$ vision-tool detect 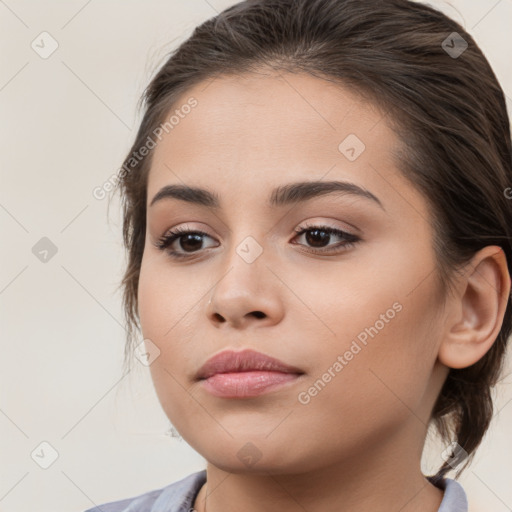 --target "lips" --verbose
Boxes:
[196,348,304,380]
